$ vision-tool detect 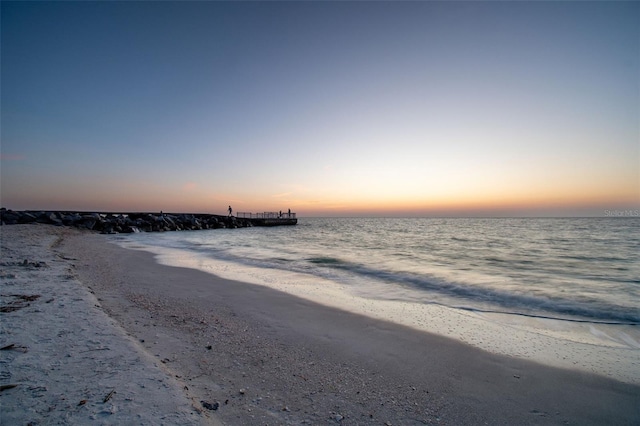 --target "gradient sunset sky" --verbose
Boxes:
[2,1,638,217]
